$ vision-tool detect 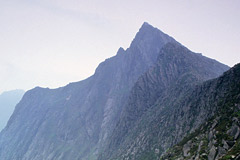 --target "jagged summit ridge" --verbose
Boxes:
[95,22,176,76]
